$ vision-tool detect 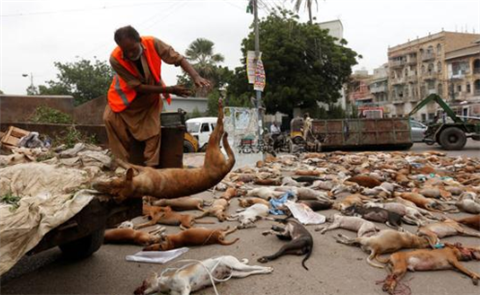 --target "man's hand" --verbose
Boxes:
[193,76,211,89]
[169,85,192,97]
